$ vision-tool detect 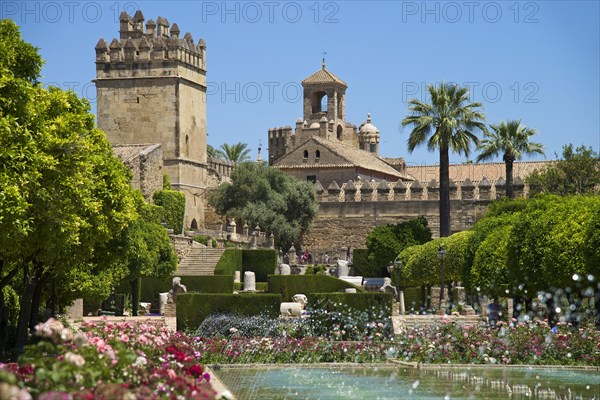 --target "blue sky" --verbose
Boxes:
[7,0,599,165]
